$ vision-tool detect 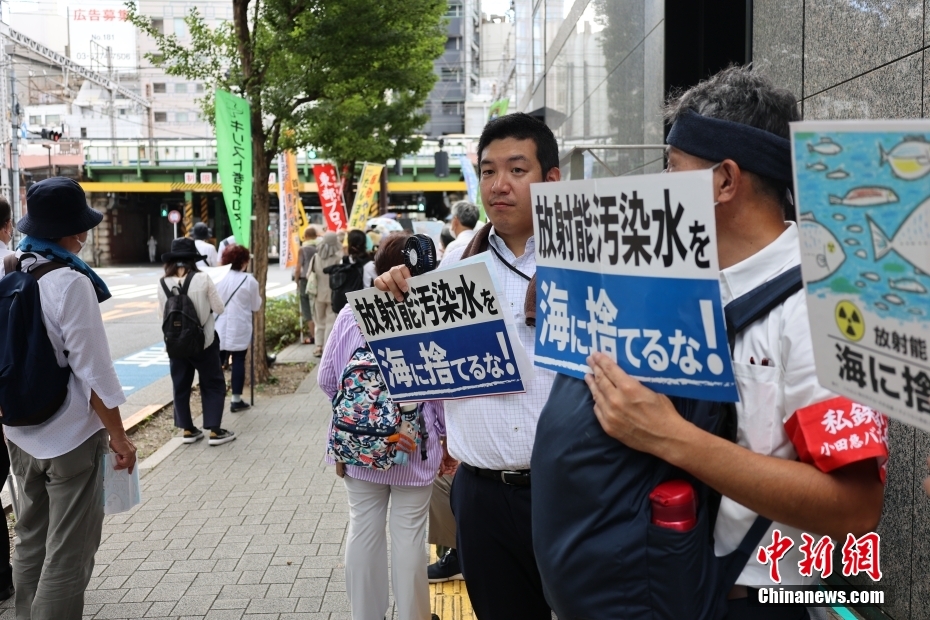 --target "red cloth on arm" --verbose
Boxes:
[784,396,888,484]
